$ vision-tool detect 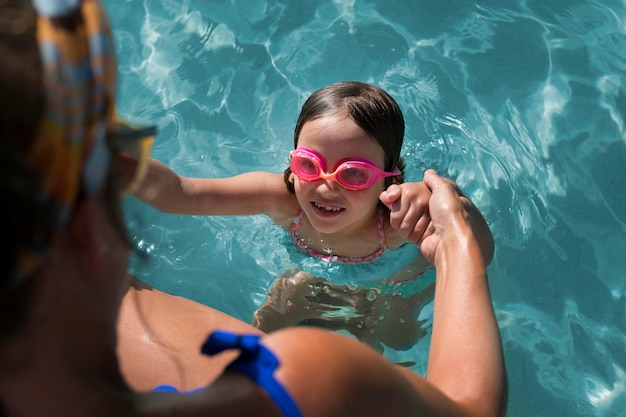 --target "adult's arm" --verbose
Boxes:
[419,169,506,417]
